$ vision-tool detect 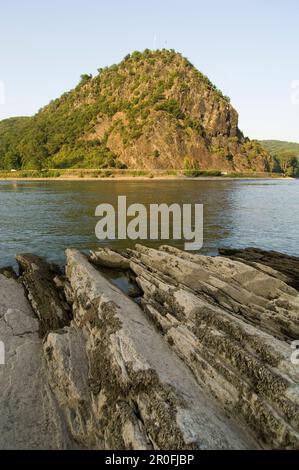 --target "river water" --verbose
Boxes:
[0,179,298,268]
